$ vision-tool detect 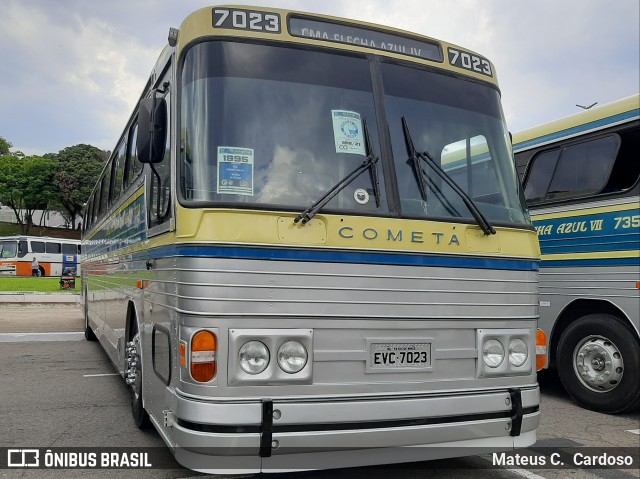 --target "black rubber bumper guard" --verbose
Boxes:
[509,388,523,437]
[259,399,274,458]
